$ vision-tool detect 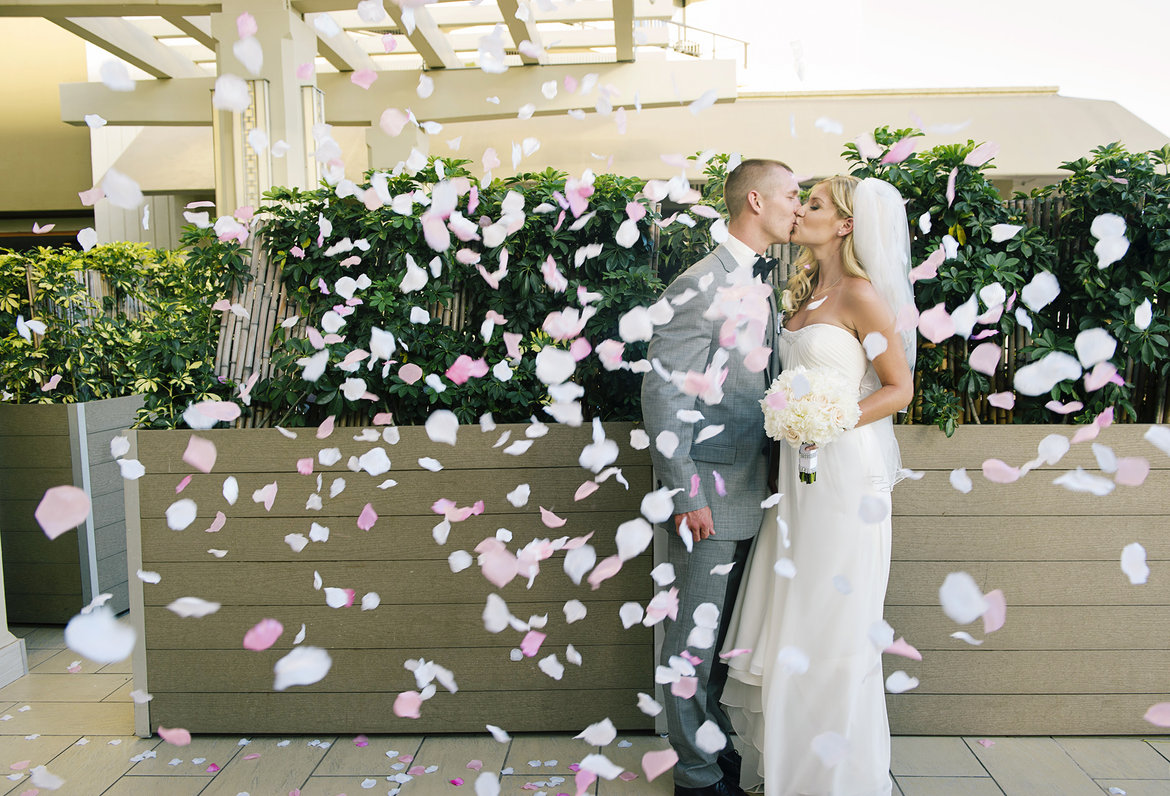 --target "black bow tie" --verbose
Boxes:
[753,255,779,279]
